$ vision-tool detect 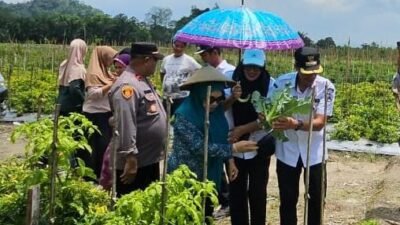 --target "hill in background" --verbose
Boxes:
[0,0,103,17]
